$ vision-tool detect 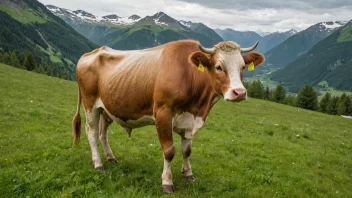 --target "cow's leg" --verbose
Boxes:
[85,108,104,170]
[155,107,175,193]
[181,137,196,181]
[99,112,117,163]
[123,127,132,138]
